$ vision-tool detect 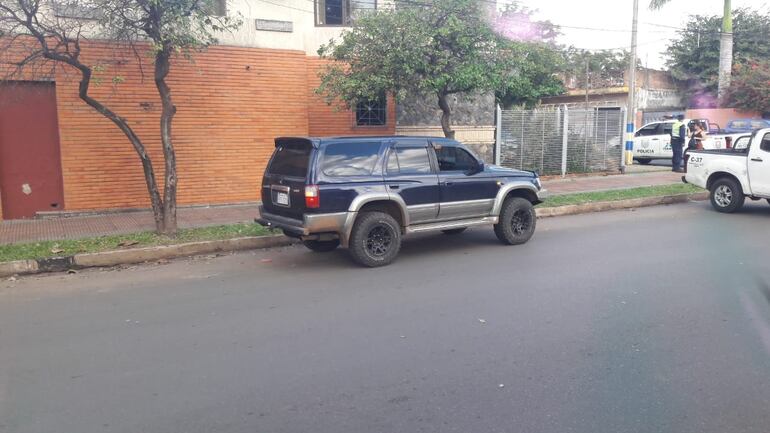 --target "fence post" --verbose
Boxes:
[495,104,502,166]
[620,107,628,174]
[561,106,569,177]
